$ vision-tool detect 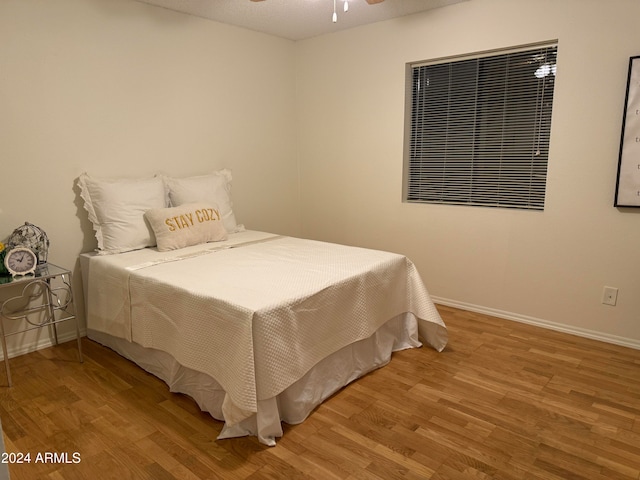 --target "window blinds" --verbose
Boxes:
[405,43,557,210]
